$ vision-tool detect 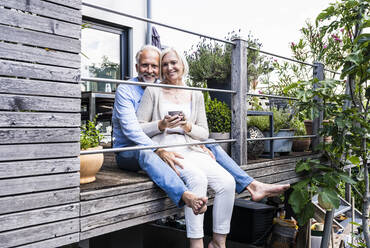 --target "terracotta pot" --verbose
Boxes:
[292,138,310,152]
[304,120,313,135]
[80,146,104,184]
